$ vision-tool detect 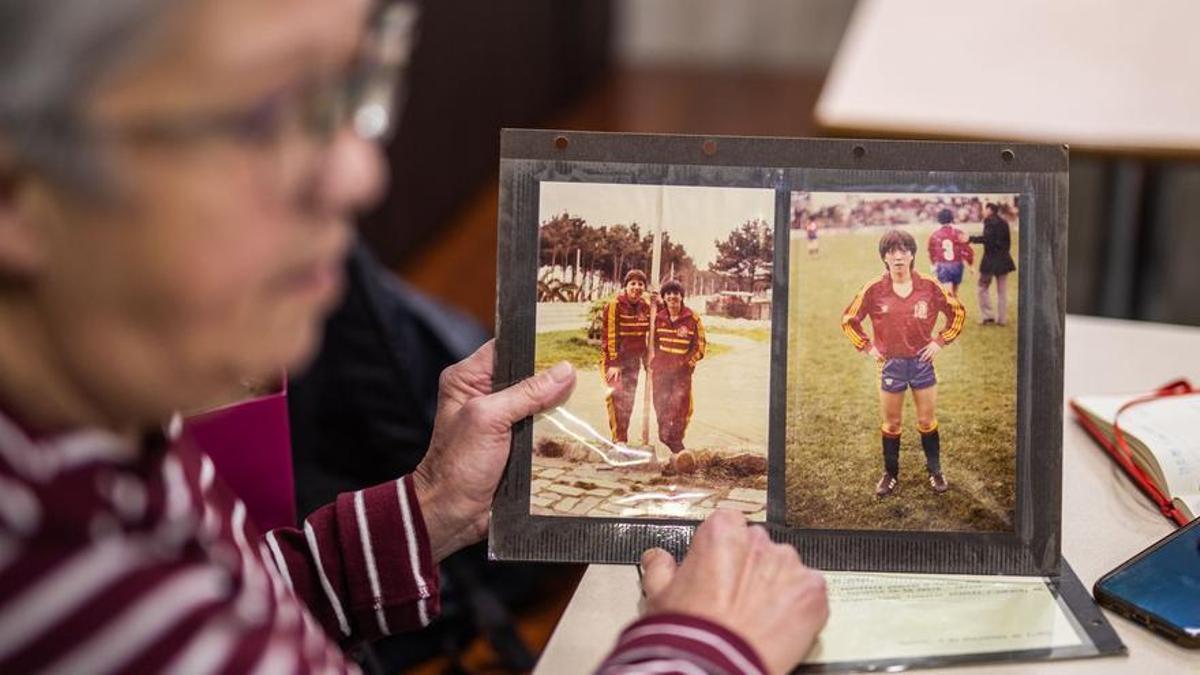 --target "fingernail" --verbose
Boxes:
[547,361,573,382]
